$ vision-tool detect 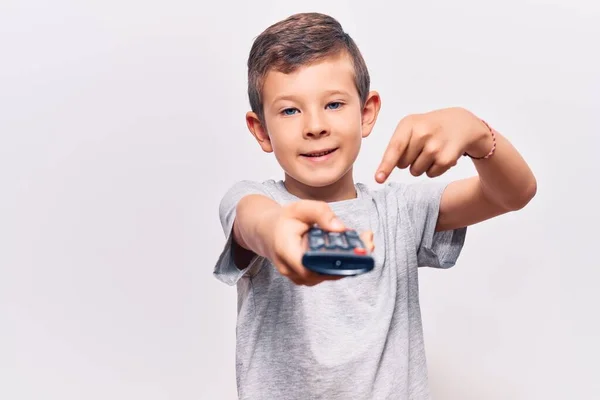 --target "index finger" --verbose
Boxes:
[376,118,413,183]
